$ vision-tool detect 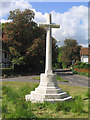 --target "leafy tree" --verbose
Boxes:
[52,37,59,66]
[2,9,58,72]
[58,39,81,68]
[64,39,78,47]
